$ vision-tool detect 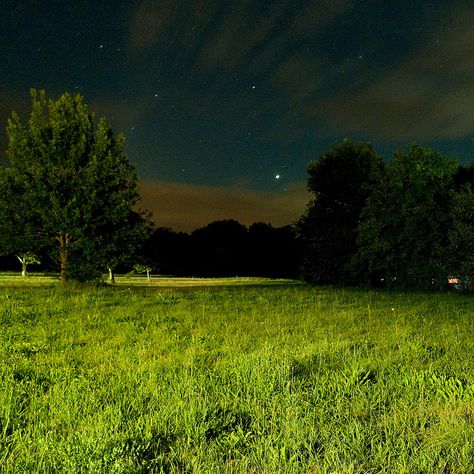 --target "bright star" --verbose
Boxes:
[275,174,280,179]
